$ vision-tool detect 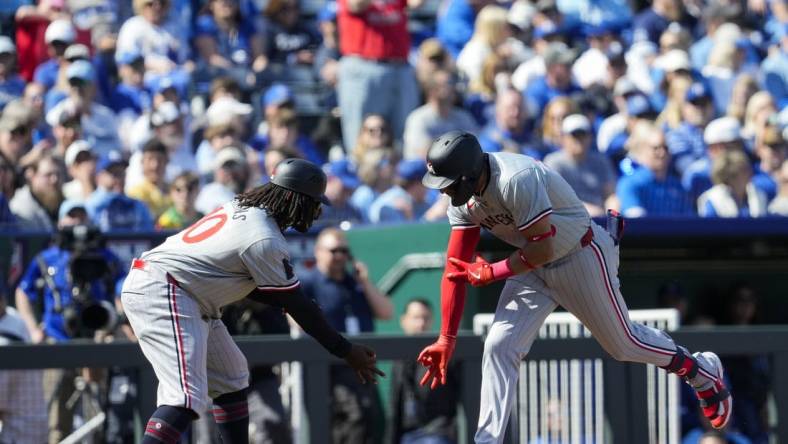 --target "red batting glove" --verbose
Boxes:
[417,335,456,389]
[447,256,495,287]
